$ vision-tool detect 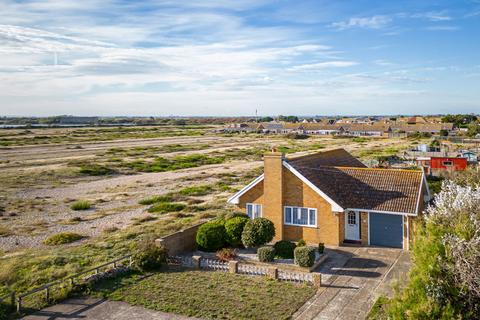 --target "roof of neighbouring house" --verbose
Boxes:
[289,148,367,168]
